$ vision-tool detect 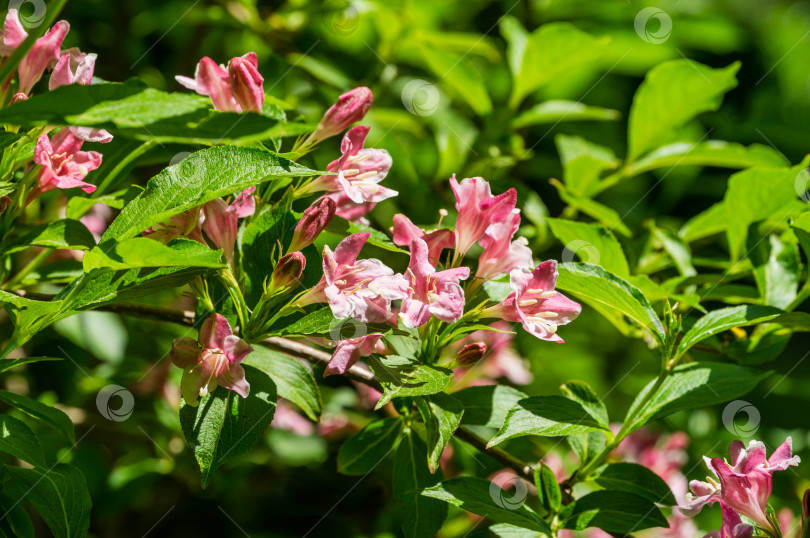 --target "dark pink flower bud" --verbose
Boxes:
[228,53,264,113]
[456,342,487,366]
[289,197,337,252]
[9,92,27,104]
[272,251,306,289]
[312,87,373,142]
